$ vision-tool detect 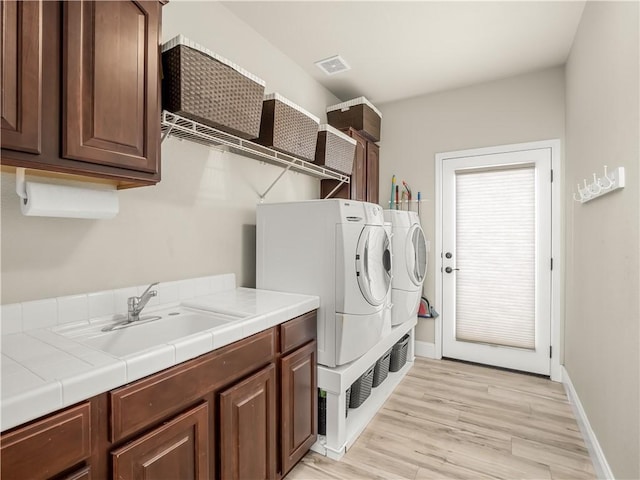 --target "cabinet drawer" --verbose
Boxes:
[280,311,317,355]
[0,402,91,480]
[110,328,276,442]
